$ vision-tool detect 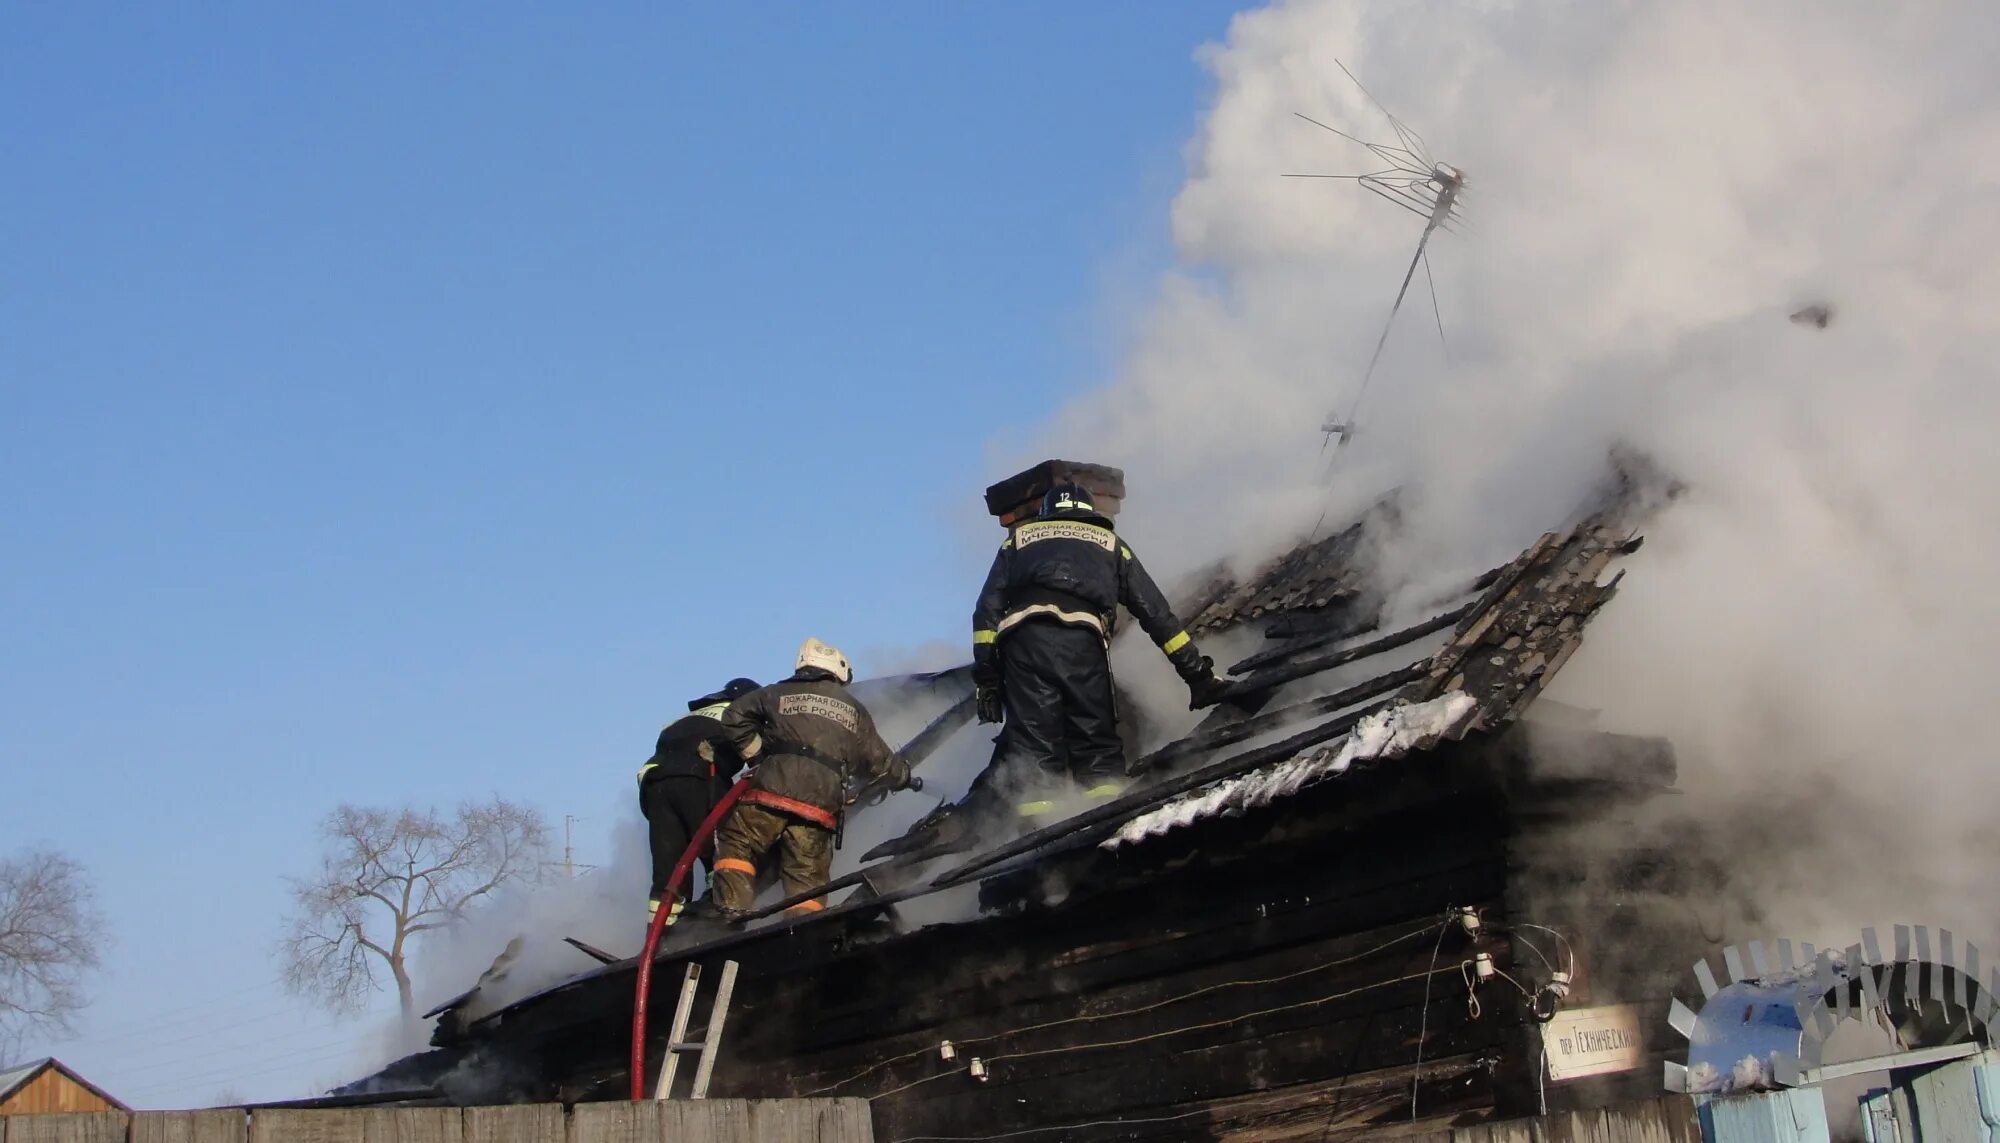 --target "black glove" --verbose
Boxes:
[889,757,915,790]
[1169,645,1229,710]
[972,641,1000,686]
[1186,669,1230,710]
[975,683,1004,724]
